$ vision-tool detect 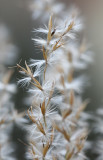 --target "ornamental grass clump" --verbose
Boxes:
[18,6,92,159]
